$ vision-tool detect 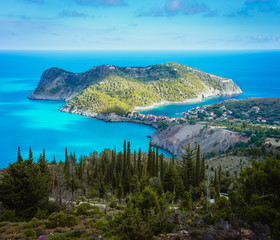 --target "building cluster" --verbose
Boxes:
[180,105,269,123]
[109,103,280,126]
